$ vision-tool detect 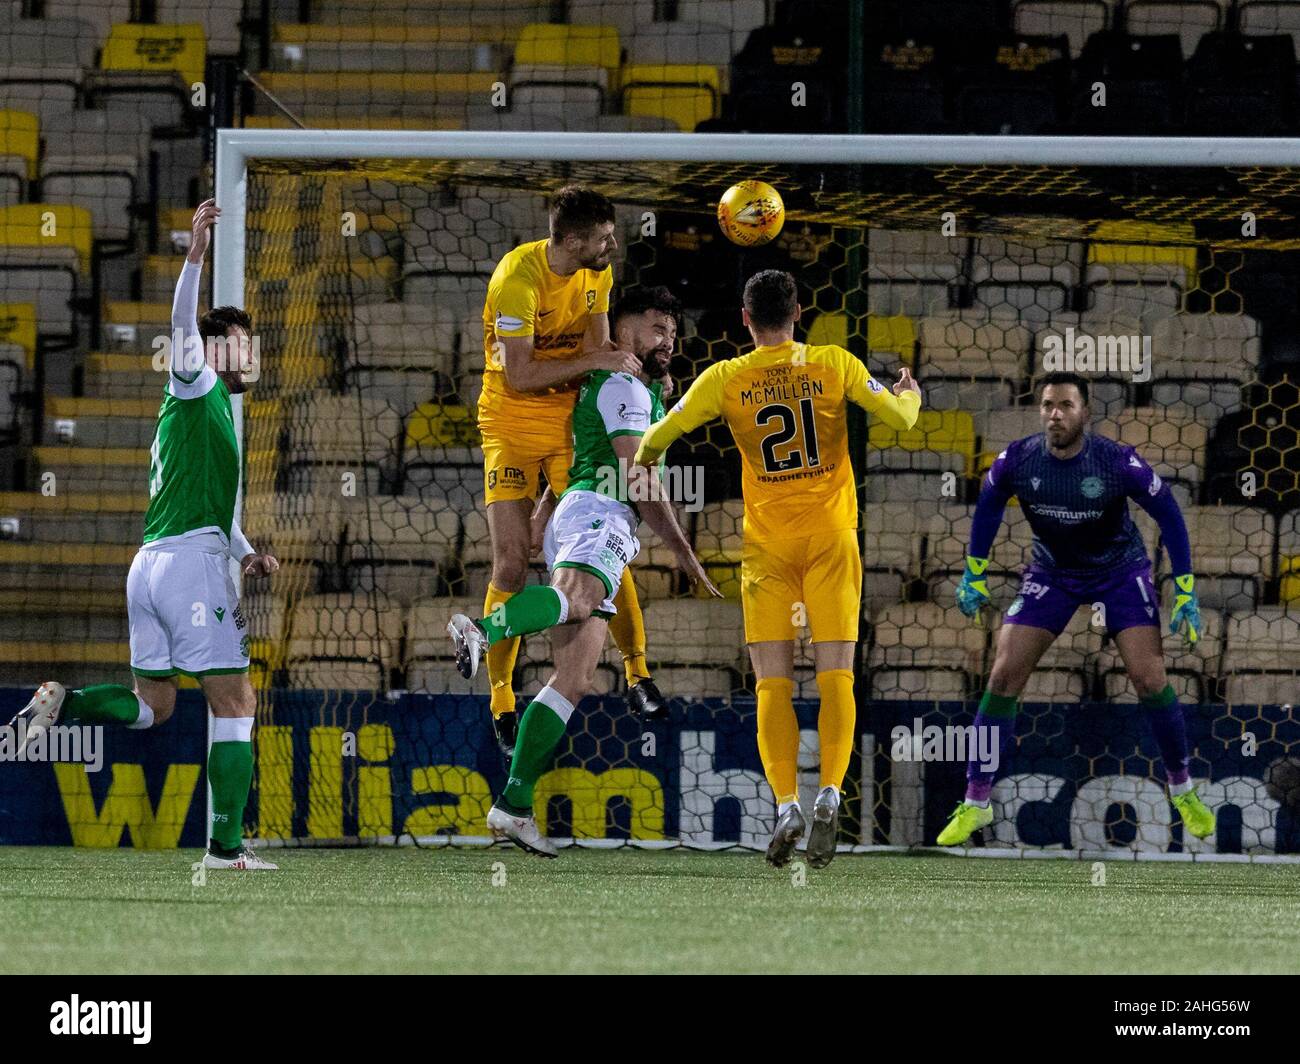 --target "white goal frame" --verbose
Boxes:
[213,129,1300,860]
